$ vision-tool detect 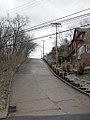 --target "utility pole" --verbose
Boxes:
[51,23,61,67]
[43,40,45,58]
[41,50,42,58]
